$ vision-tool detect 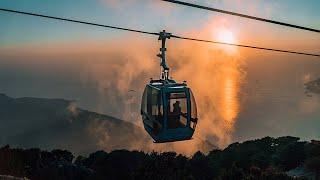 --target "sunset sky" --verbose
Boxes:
[0,0,319,152]
[1,0,319,45]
